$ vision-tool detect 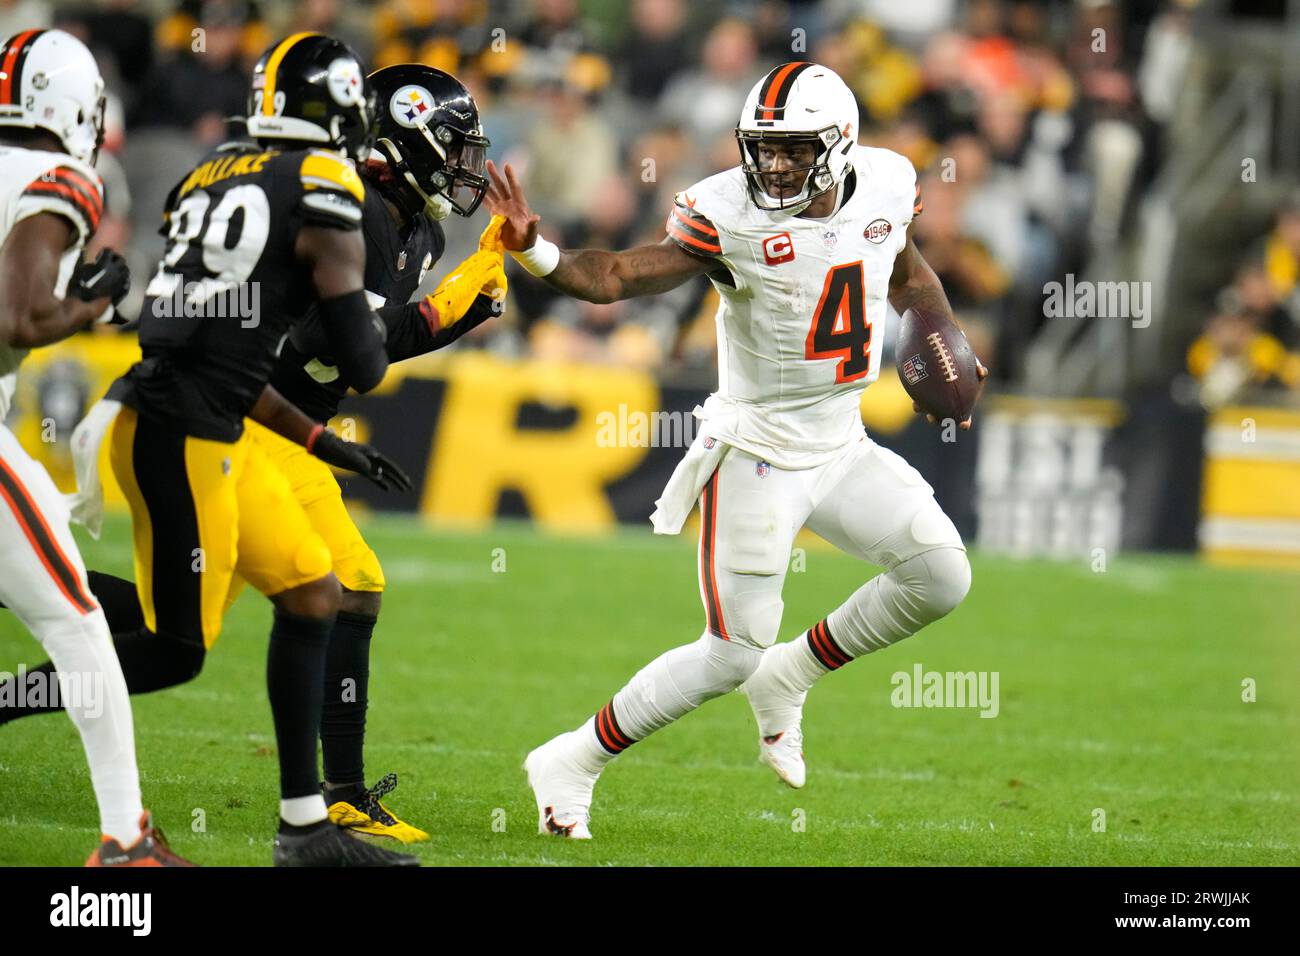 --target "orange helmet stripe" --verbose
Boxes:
[0,30,44,106]
[755,61,812,121]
